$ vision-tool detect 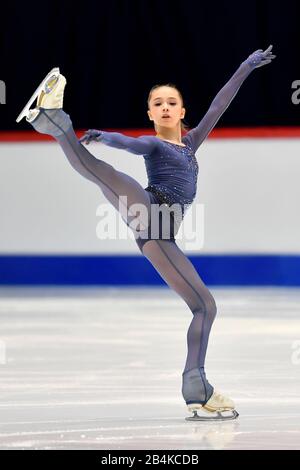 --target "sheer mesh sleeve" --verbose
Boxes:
[99,132,157,156]
[184,61,254,152]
